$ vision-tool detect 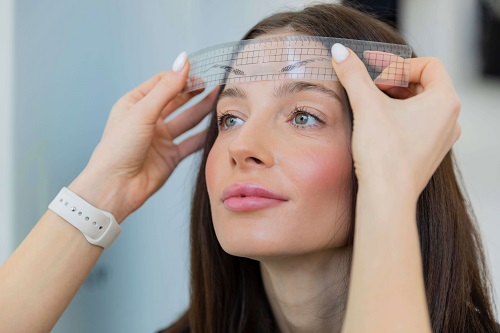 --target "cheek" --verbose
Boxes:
[205,141,223,201]
[283,142,353,244]
[286,141,352,203]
